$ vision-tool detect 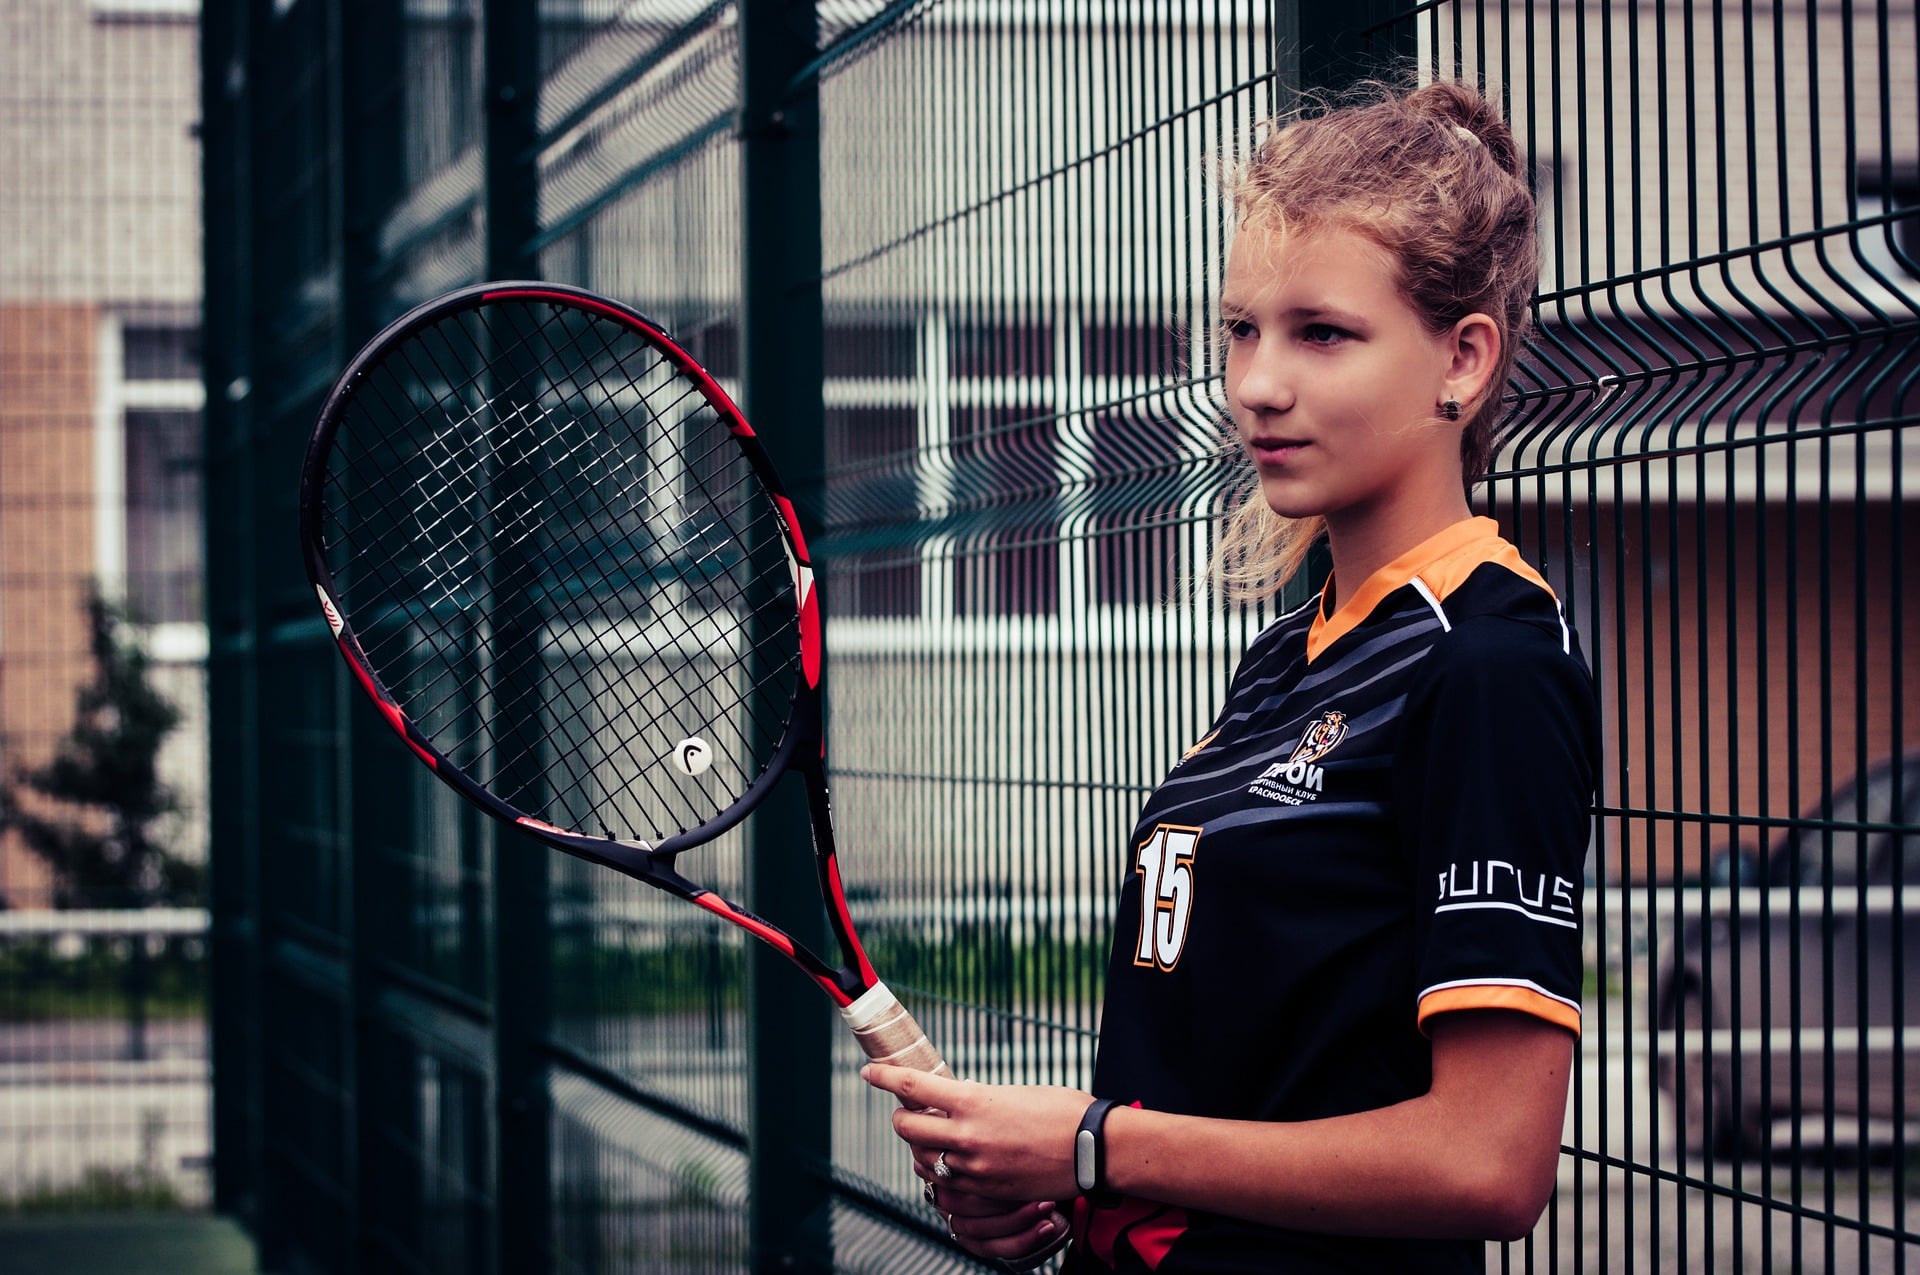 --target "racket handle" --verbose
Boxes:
[844,981,1072,1272]
[841,979,950,1075]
